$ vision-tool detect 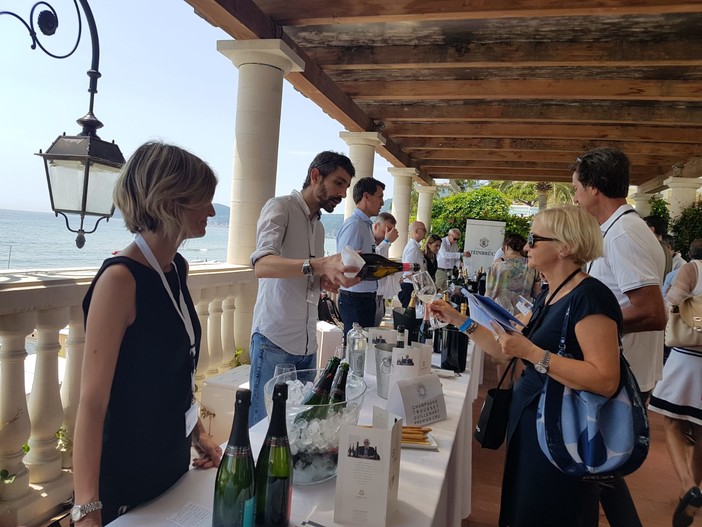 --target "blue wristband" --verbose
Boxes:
[458,317,474,332]
[384,238,391,244]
